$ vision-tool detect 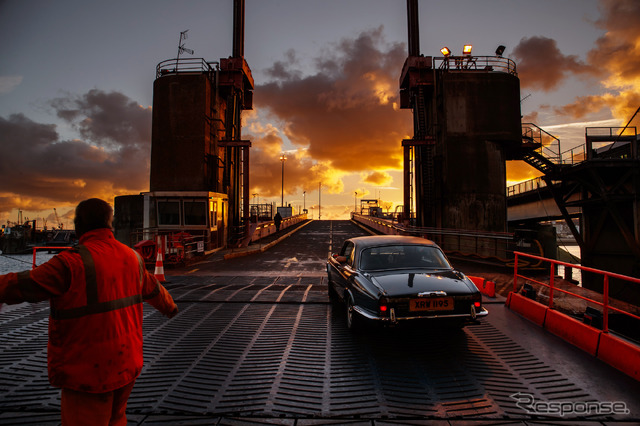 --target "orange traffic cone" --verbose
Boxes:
[154,246,166,282]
